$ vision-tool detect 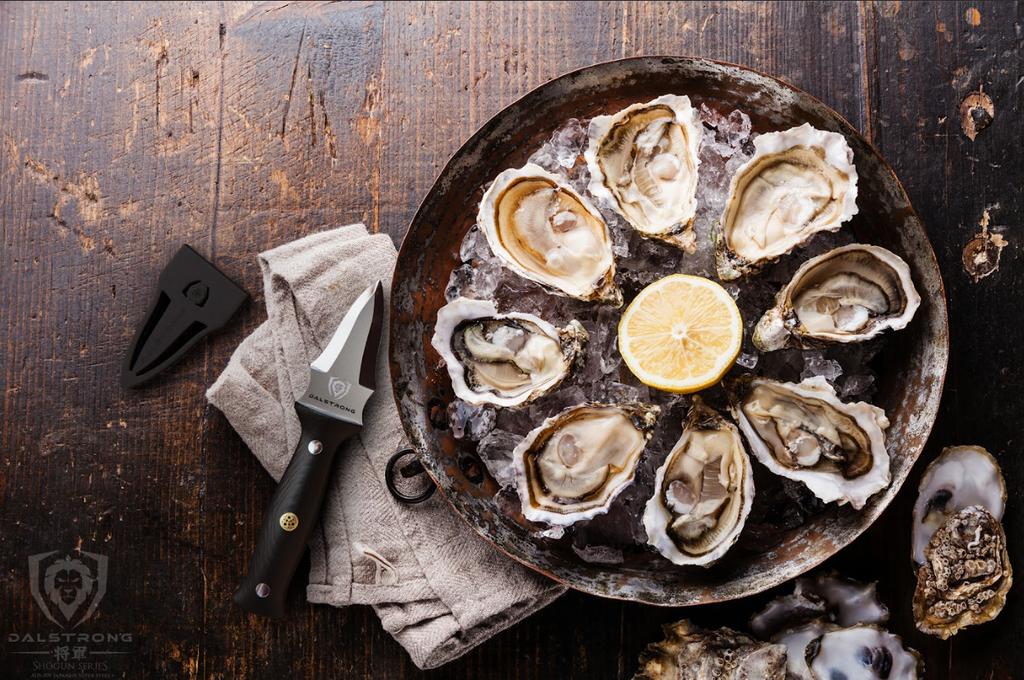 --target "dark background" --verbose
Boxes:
[1,2,1020,678]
